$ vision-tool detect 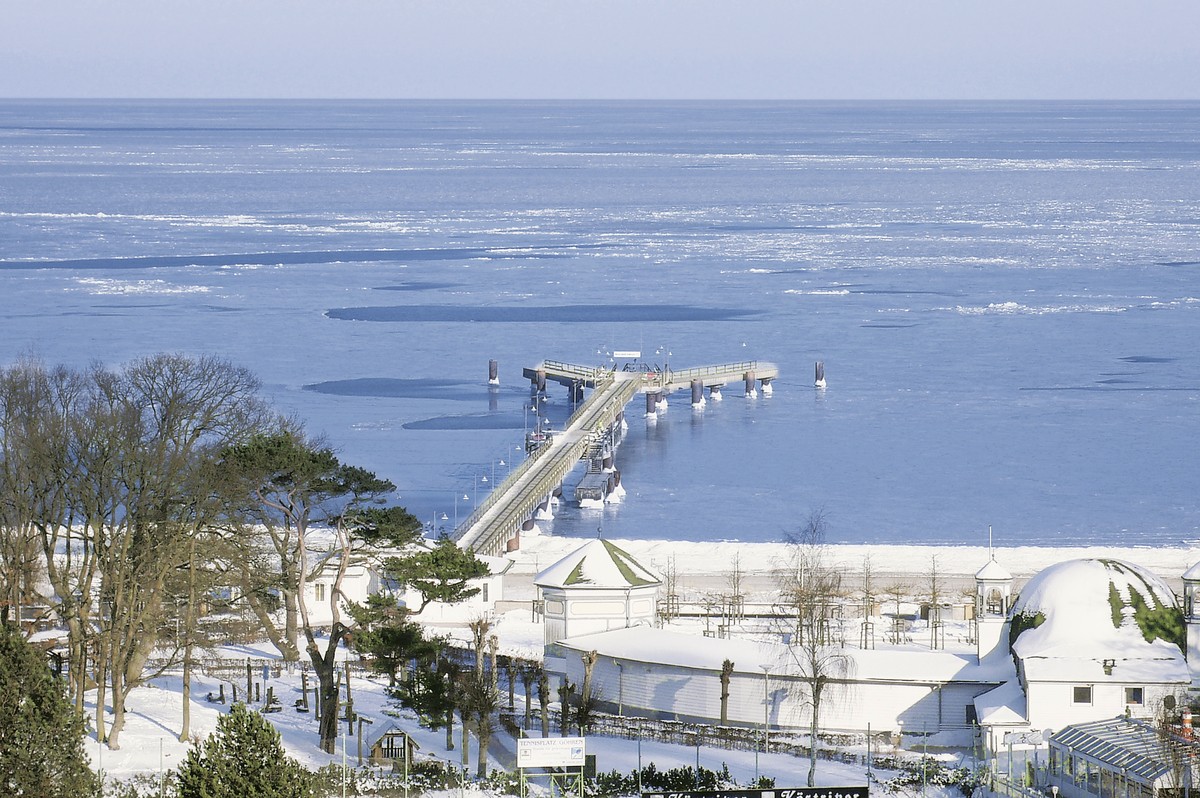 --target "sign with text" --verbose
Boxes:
[642,788,868,798]
[613,351,642,359]
[517,736,586,769]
